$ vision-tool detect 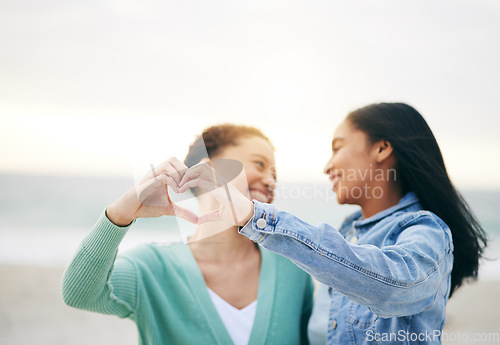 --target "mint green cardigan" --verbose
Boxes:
[62,211,314,345]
